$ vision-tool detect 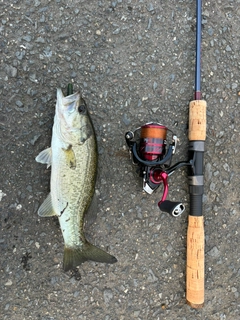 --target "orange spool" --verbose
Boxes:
[140,124,167,139]
[140,124,168,161]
